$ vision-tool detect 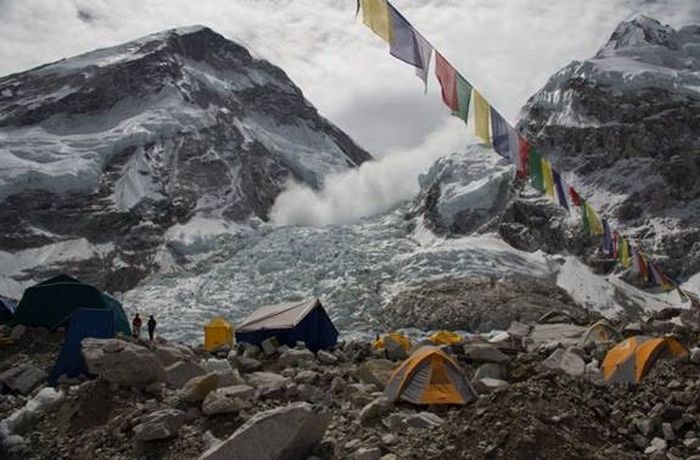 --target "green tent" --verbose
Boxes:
[12,275,131,336]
